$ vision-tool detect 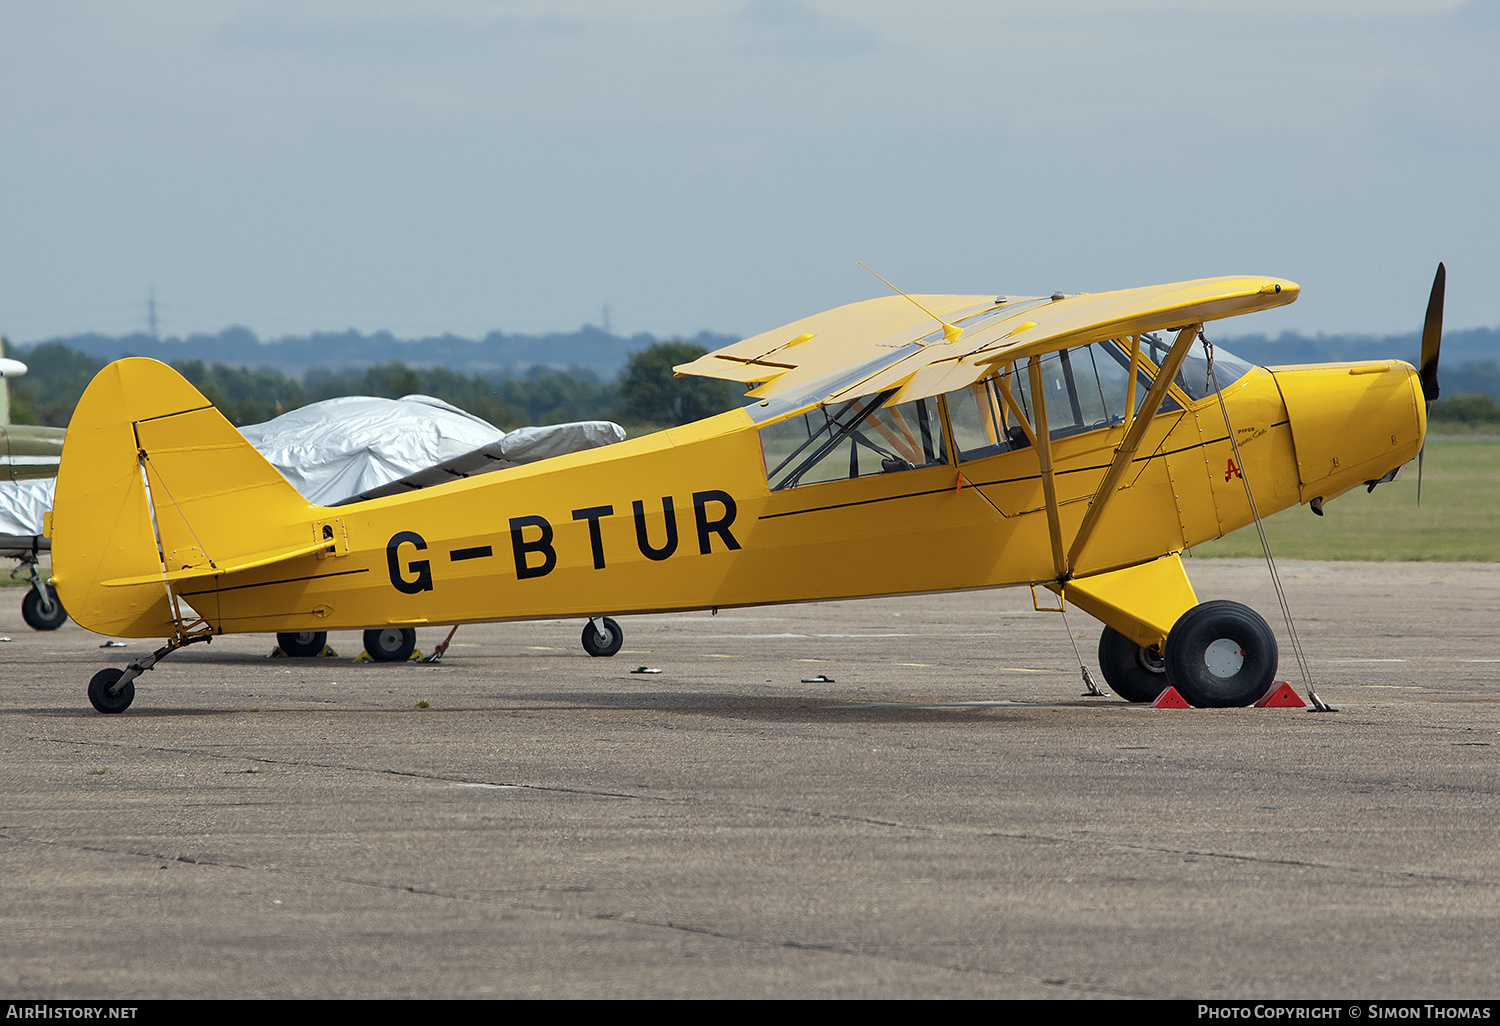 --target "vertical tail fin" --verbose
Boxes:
[53,359,318,637]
